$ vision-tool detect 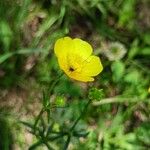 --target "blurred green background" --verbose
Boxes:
[0,0,150,149]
